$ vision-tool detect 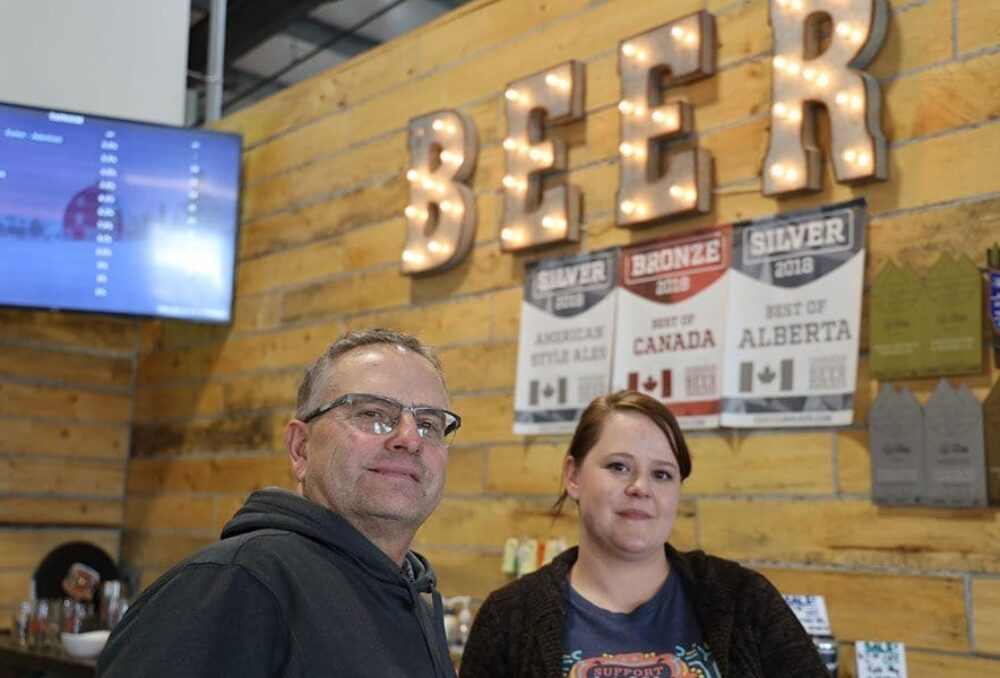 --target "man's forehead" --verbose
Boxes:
[333,343,423,368]
[325,344,446,399]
